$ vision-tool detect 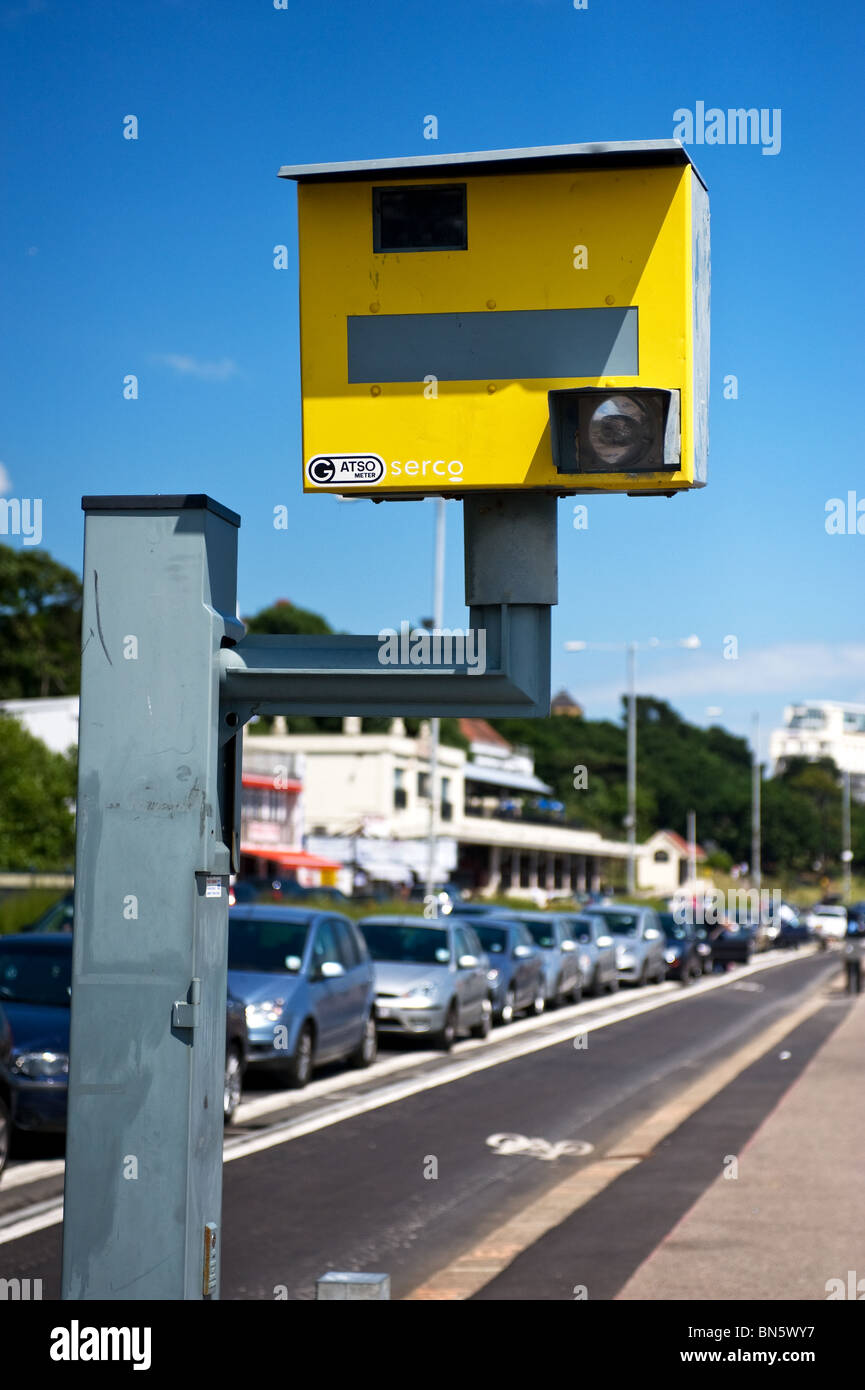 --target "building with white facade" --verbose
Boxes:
[770,701,865,799]
[2,697,688,897]
[244,716,642,900]
[0,695,79,754]
[637,828,708,897]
